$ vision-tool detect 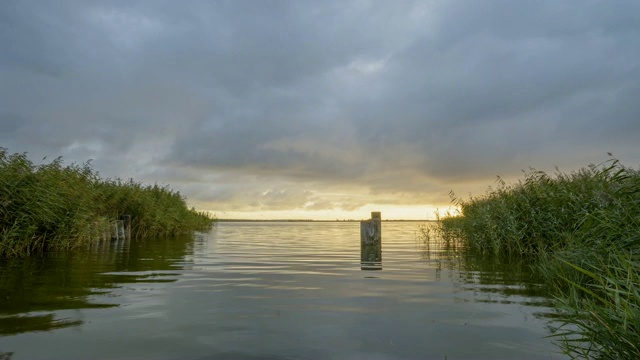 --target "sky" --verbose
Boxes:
[1,1,639,220]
